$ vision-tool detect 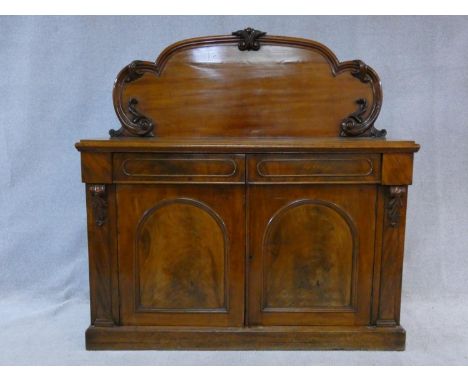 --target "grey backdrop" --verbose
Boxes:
[1,16,467,365]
